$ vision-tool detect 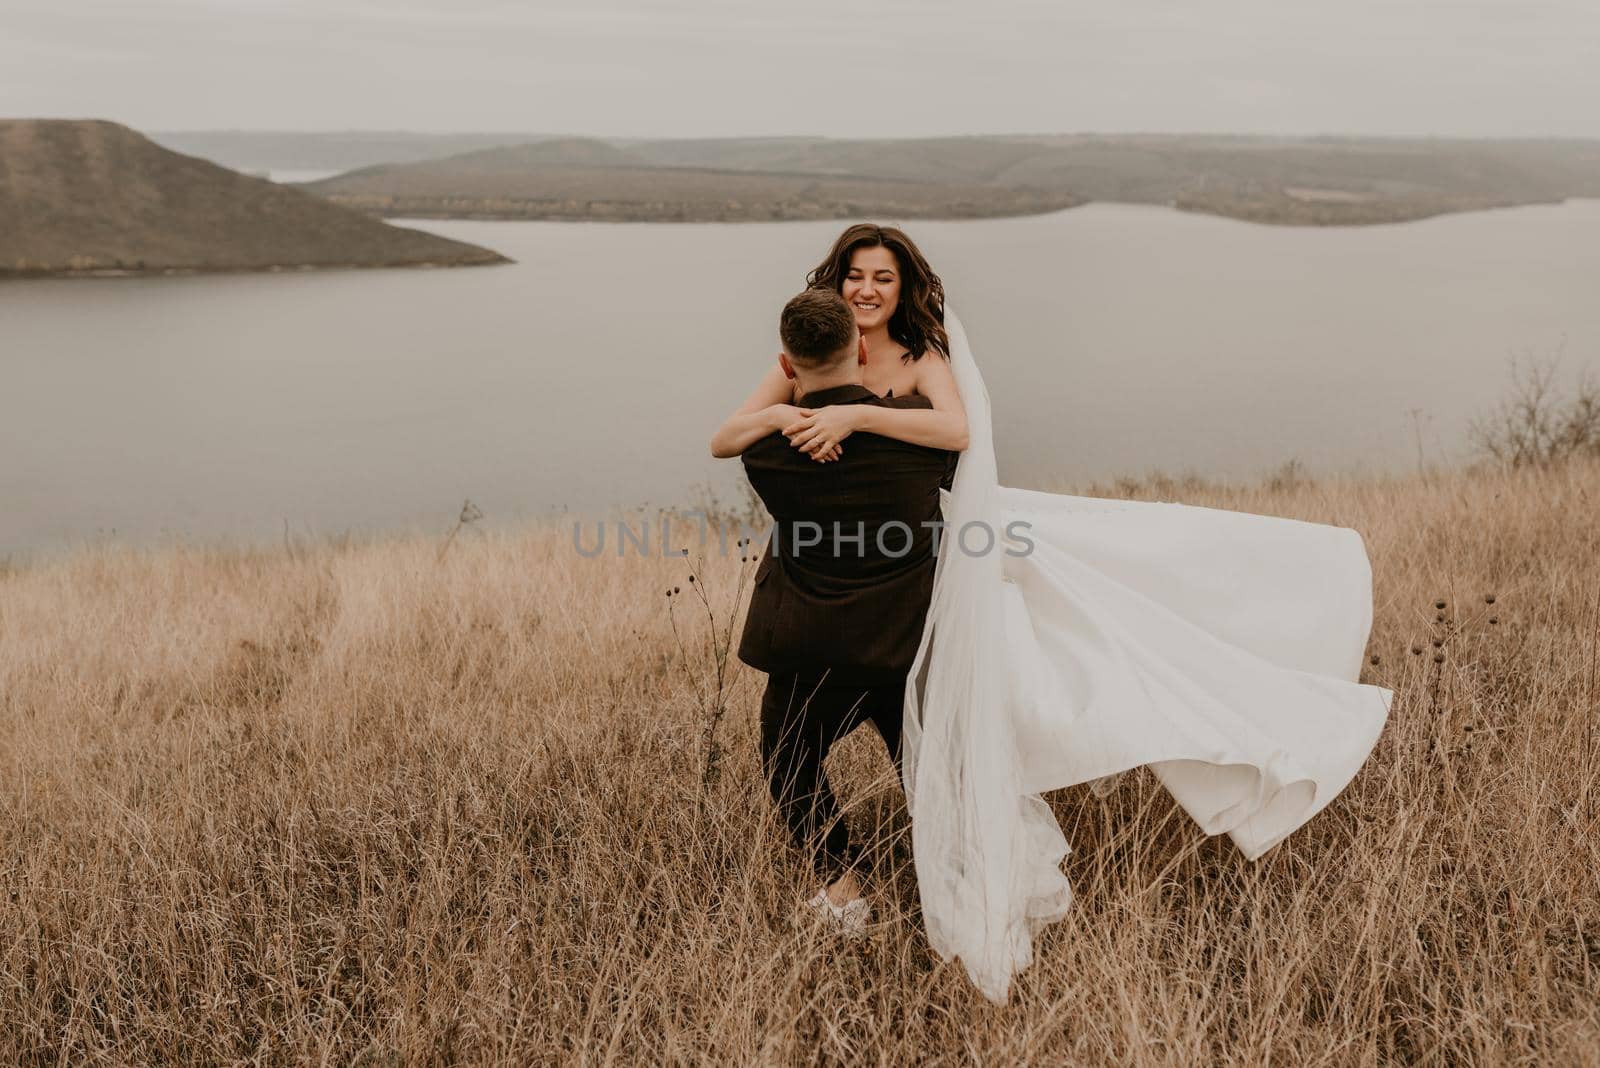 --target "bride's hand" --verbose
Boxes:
[764,405,840,461]
[783,406,857,462]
